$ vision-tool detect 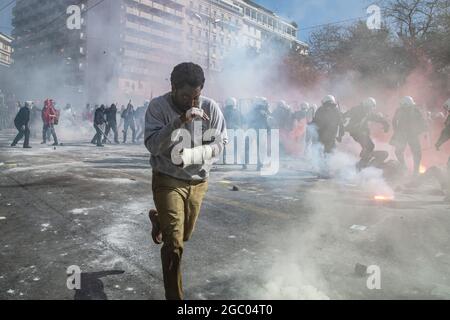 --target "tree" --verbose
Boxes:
[308,25,346,72]
[382,0,442,40]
